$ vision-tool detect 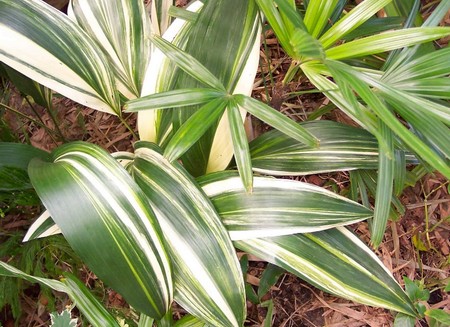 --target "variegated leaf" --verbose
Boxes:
[0,261,120,327]
[249,120,417,176]
[0,0,120,114]
[235,227,417,316]
[199,171,373,240]
[28,142,172,319]
[69,0,151,98]
[131,142,246,327]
